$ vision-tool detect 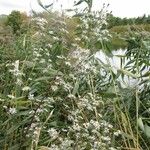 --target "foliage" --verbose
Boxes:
[116,30,150,149]
[5,11,29,35]
[108,24,150,50]
[107,13,150,28]
[0,0,150,149]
